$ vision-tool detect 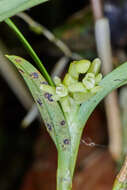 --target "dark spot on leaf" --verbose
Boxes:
[37,99,42,106]
[44,92,53,102]
[47,123,52,131]
[114,79,123,82]
[49,98,53,102]
[44,92,50,99]
[40,81,48,85]
[18,69,24,73]
[63,139,70,145]
[30,72,39,78]
[60,120,65,125]
[15,58,22,63]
